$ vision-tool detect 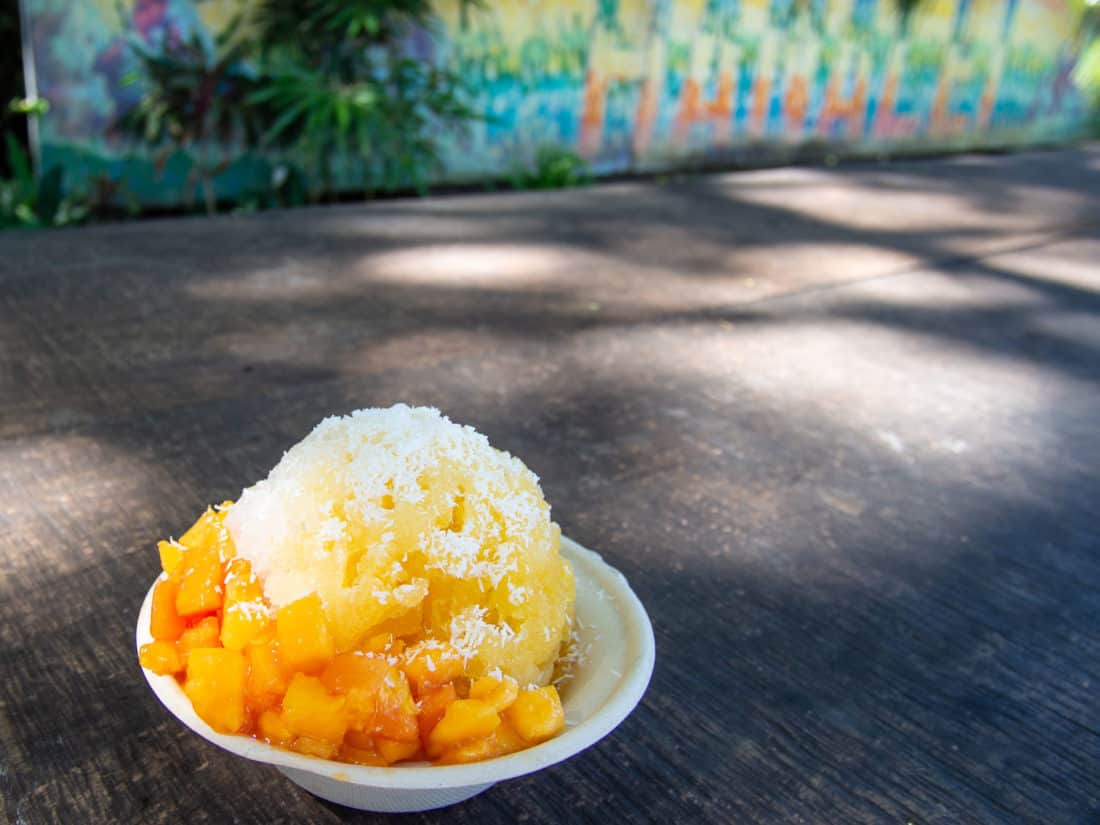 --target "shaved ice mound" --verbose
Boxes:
[225,405,574,688]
